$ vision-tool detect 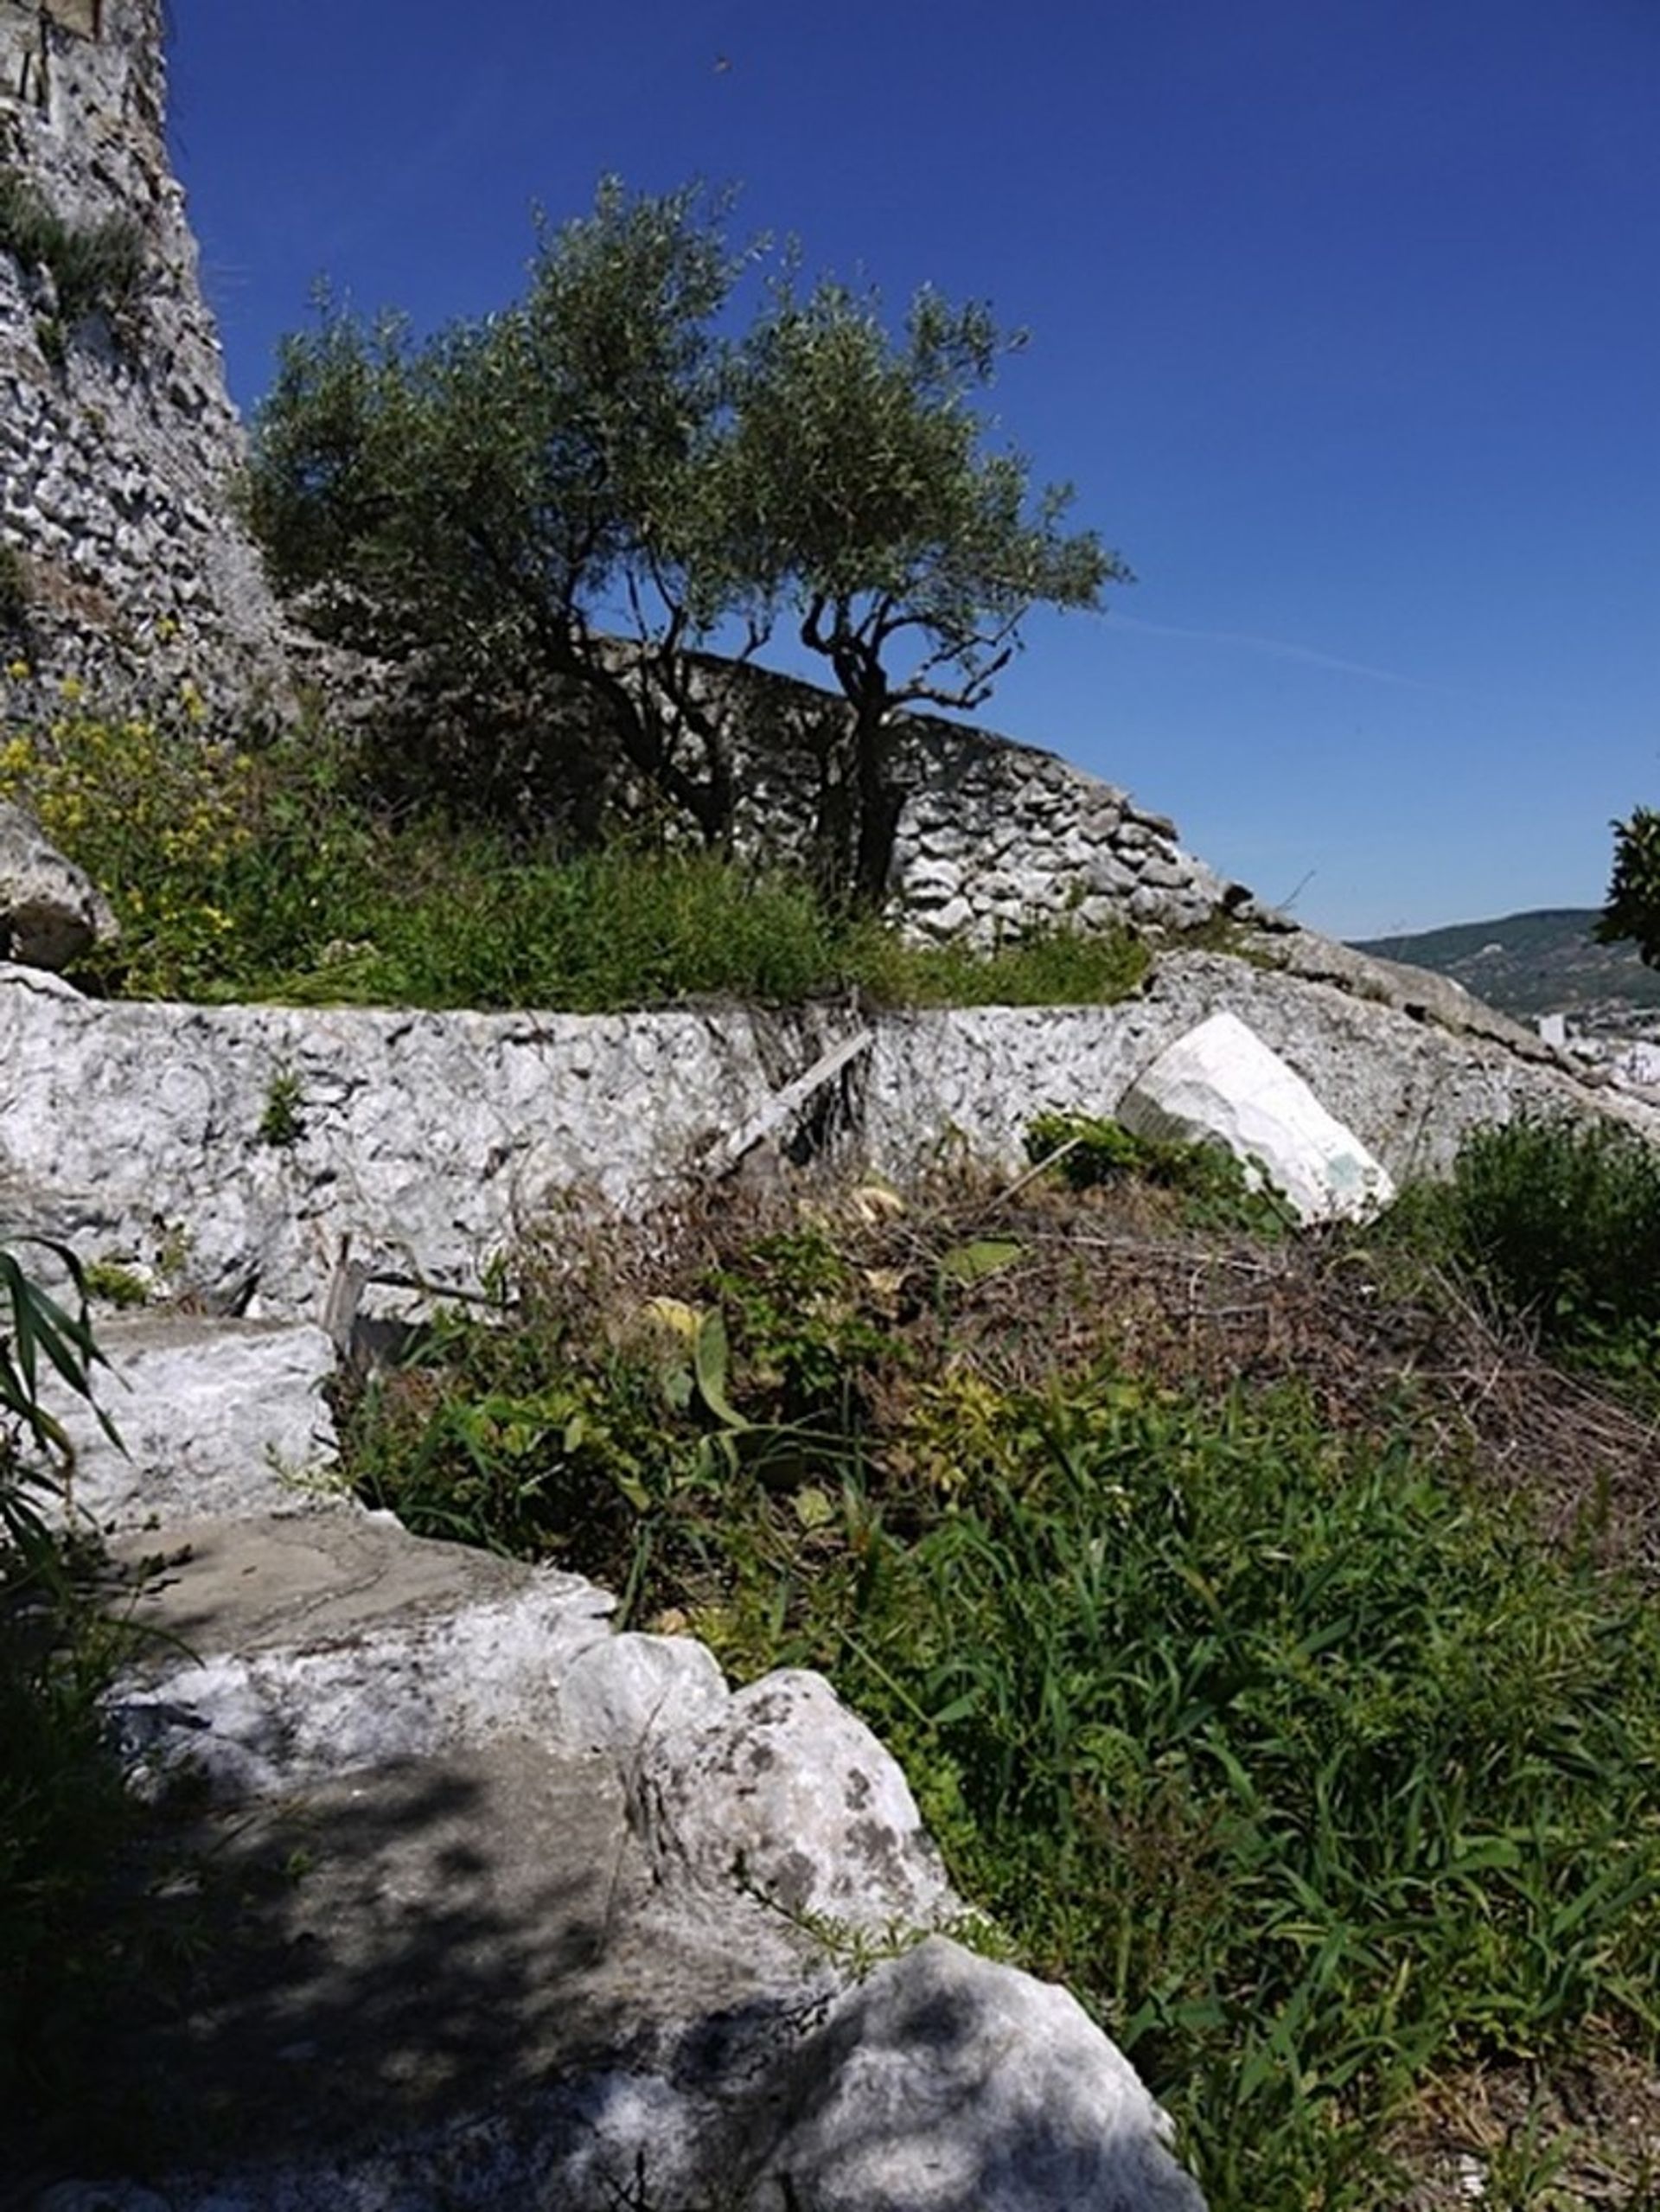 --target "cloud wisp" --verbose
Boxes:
[1109,614,1448,693]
